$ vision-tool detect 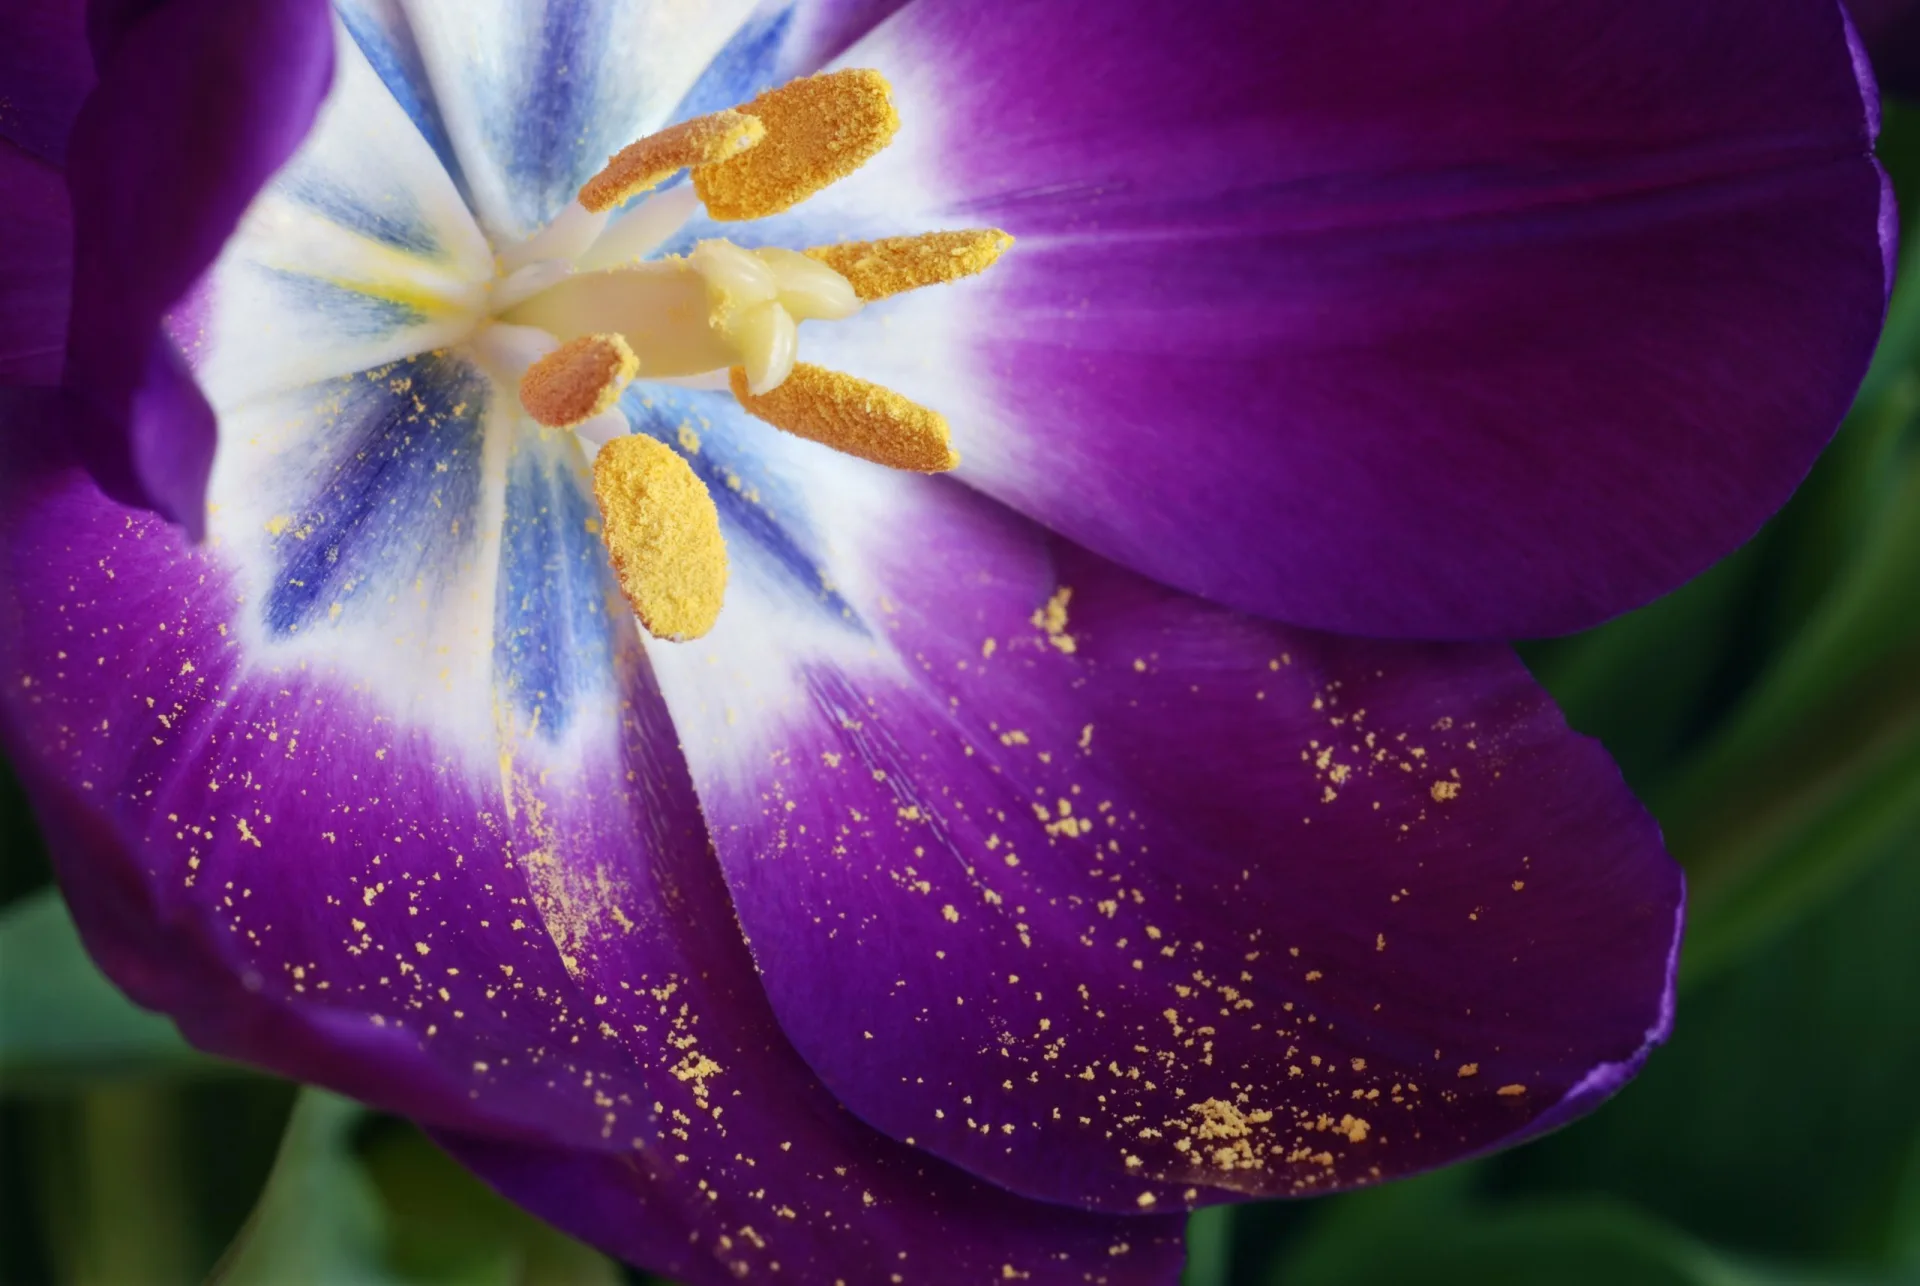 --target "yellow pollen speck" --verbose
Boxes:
[520,334,638,428]
[1457,1062,1479,1078]
[1032,587,1075,653]
[694,69,899,221]
[578,109,765,212]
[1431,780,1461,802]
[730,363,956,472]
[805,229,1013,302]
[592,434,728,641]
[1498,1083,1527,1096]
